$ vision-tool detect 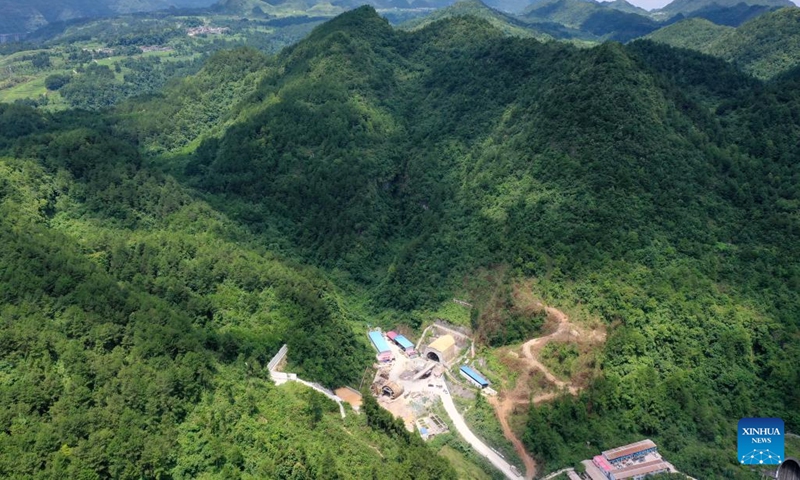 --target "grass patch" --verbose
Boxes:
[454,392,524,471]
[786,435,800,459]
[429,400,506,480]
[439,445,494,480]
[0,75,49,101]
[539,342,580,381]
[475,347,520,391]
[421,299,473,328]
